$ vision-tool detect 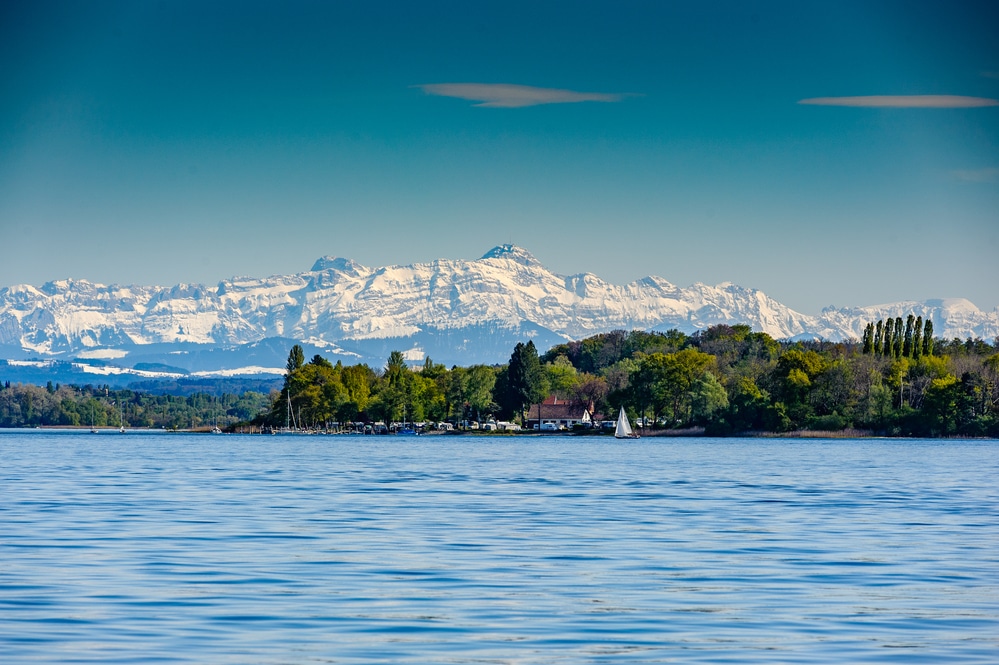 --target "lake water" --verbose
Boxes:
[1,431,997,664]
